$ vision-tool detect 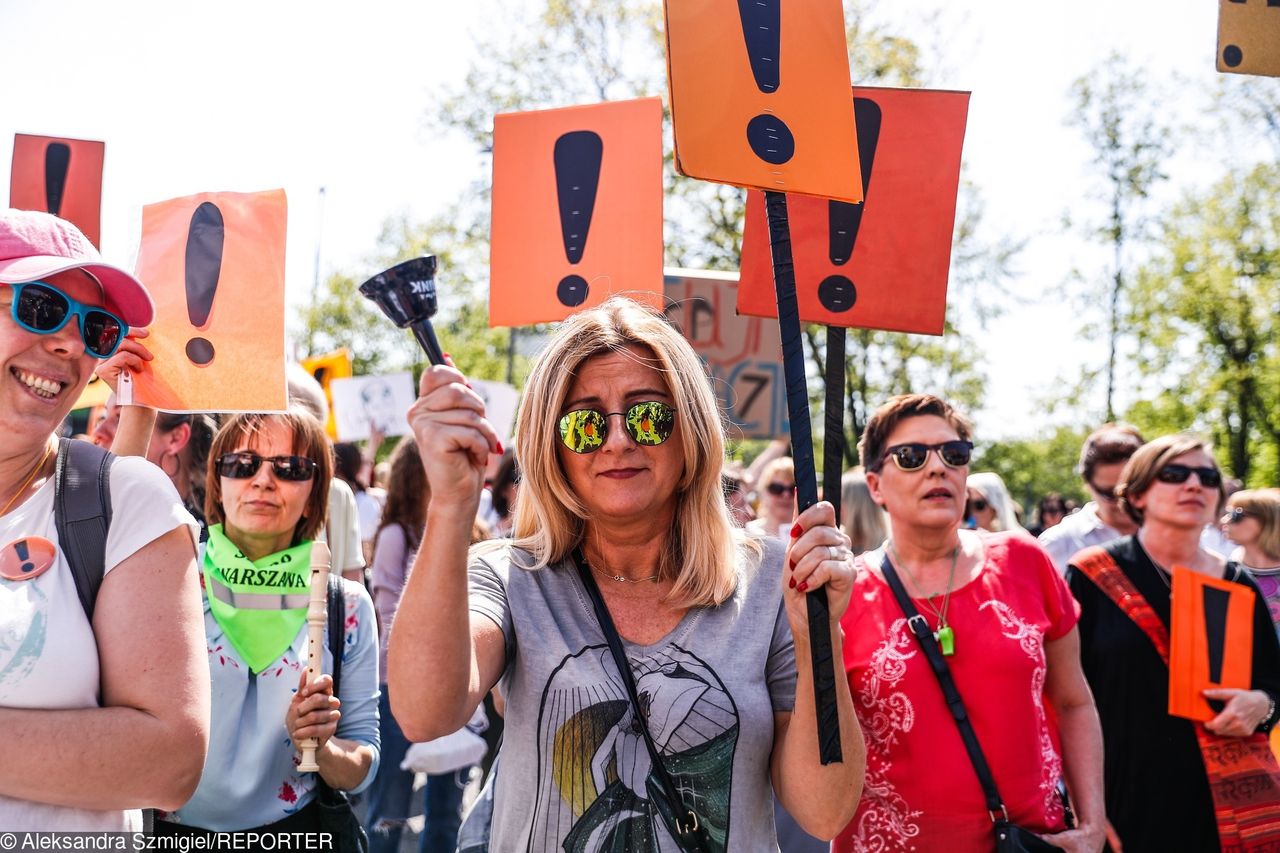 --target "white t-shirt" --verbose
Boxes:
[326,479,366,575]
[0,455,198,831]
